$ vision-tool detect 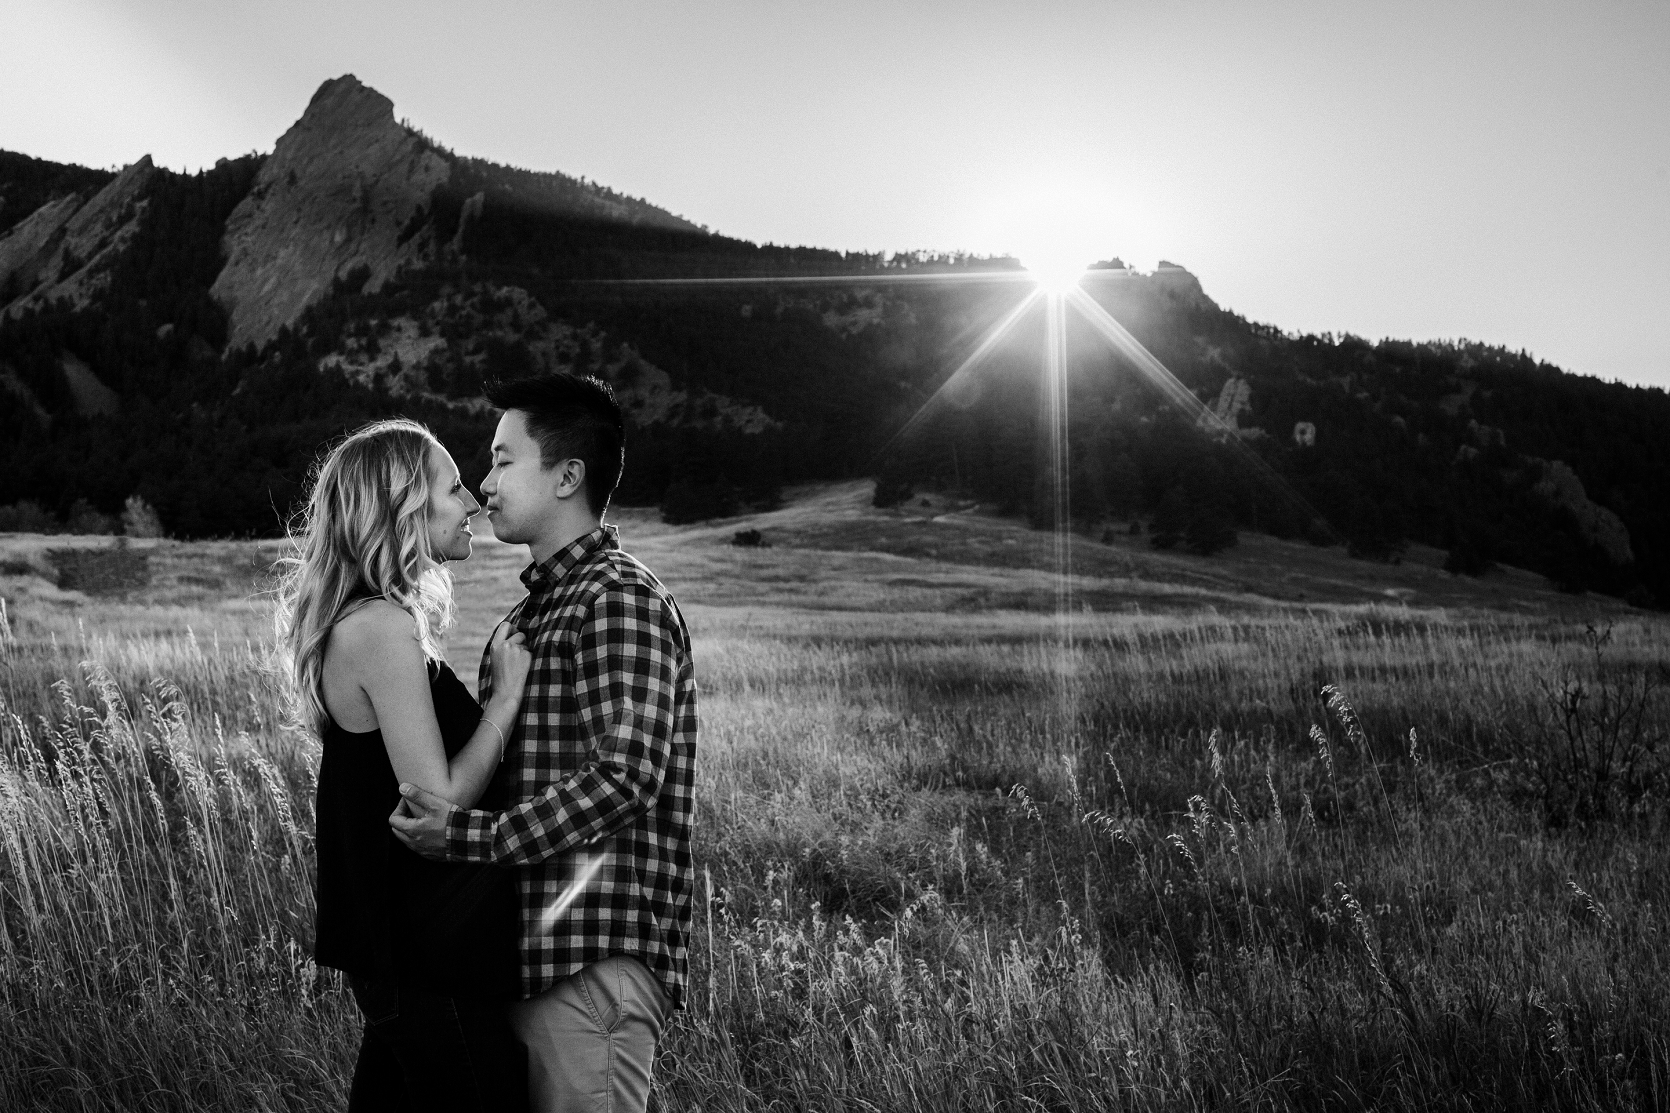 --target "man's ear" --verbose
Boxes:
[553,458,587,502]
